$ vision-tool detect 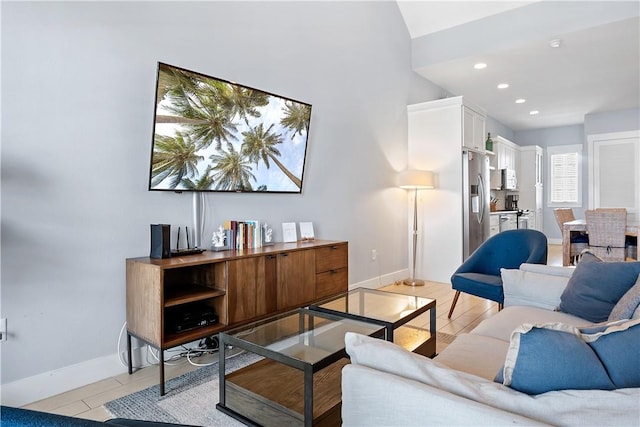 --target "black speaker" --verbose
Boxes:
[150,224,171,259]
